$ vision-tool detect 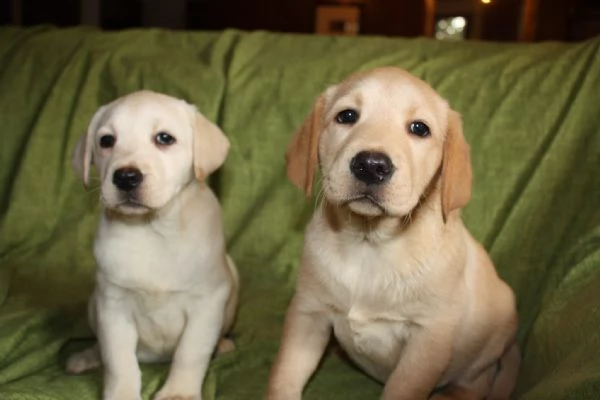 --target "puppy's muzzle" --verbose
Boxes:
[113,167,144,192]
[350,151,395,185]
